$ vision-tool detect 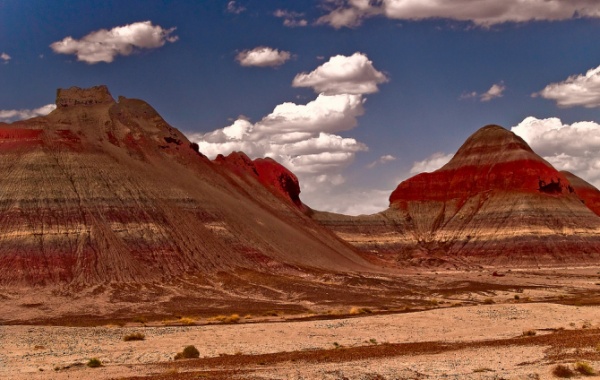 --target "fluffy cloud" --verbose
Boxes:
[189,53,389,202]
[292,53,388,95]
[236,47,291,67]
[189,93,367,177]
[462,82,506,102]
[367,154,397,168]
[480,83,506,101]
[304,187,393,215]
[50,21,178,64]
[318,0,600,28]
[227,1,246,14]
[535,64,600,108]
[0,104,56,122]
[274,10,308,27]
[511,116,600,187]
[1,52,11,63]
[410,152,454,174]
